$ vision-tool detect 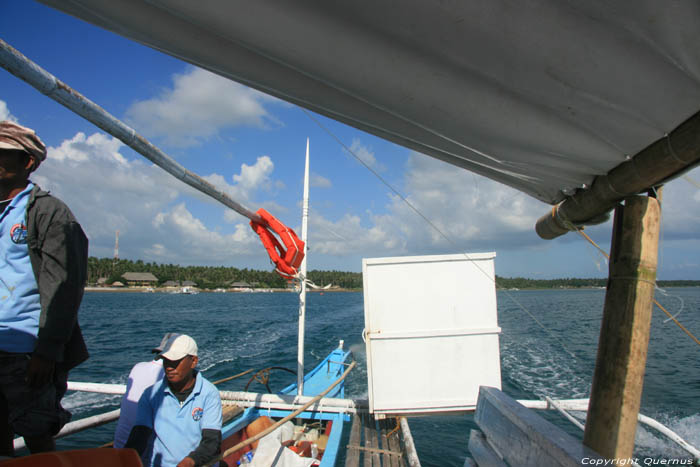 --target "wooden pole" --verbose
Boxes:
[535,110,700,240]
[583,194,661,459]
